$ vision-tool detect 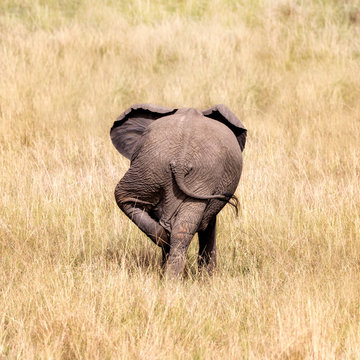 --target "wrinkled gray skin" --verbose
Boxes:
[111,104,247,277]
